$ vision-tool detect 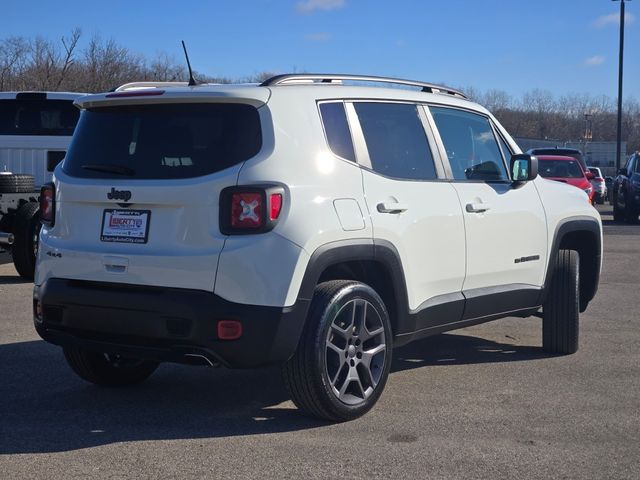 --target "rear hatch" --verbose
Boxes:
[42,95,265,291]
